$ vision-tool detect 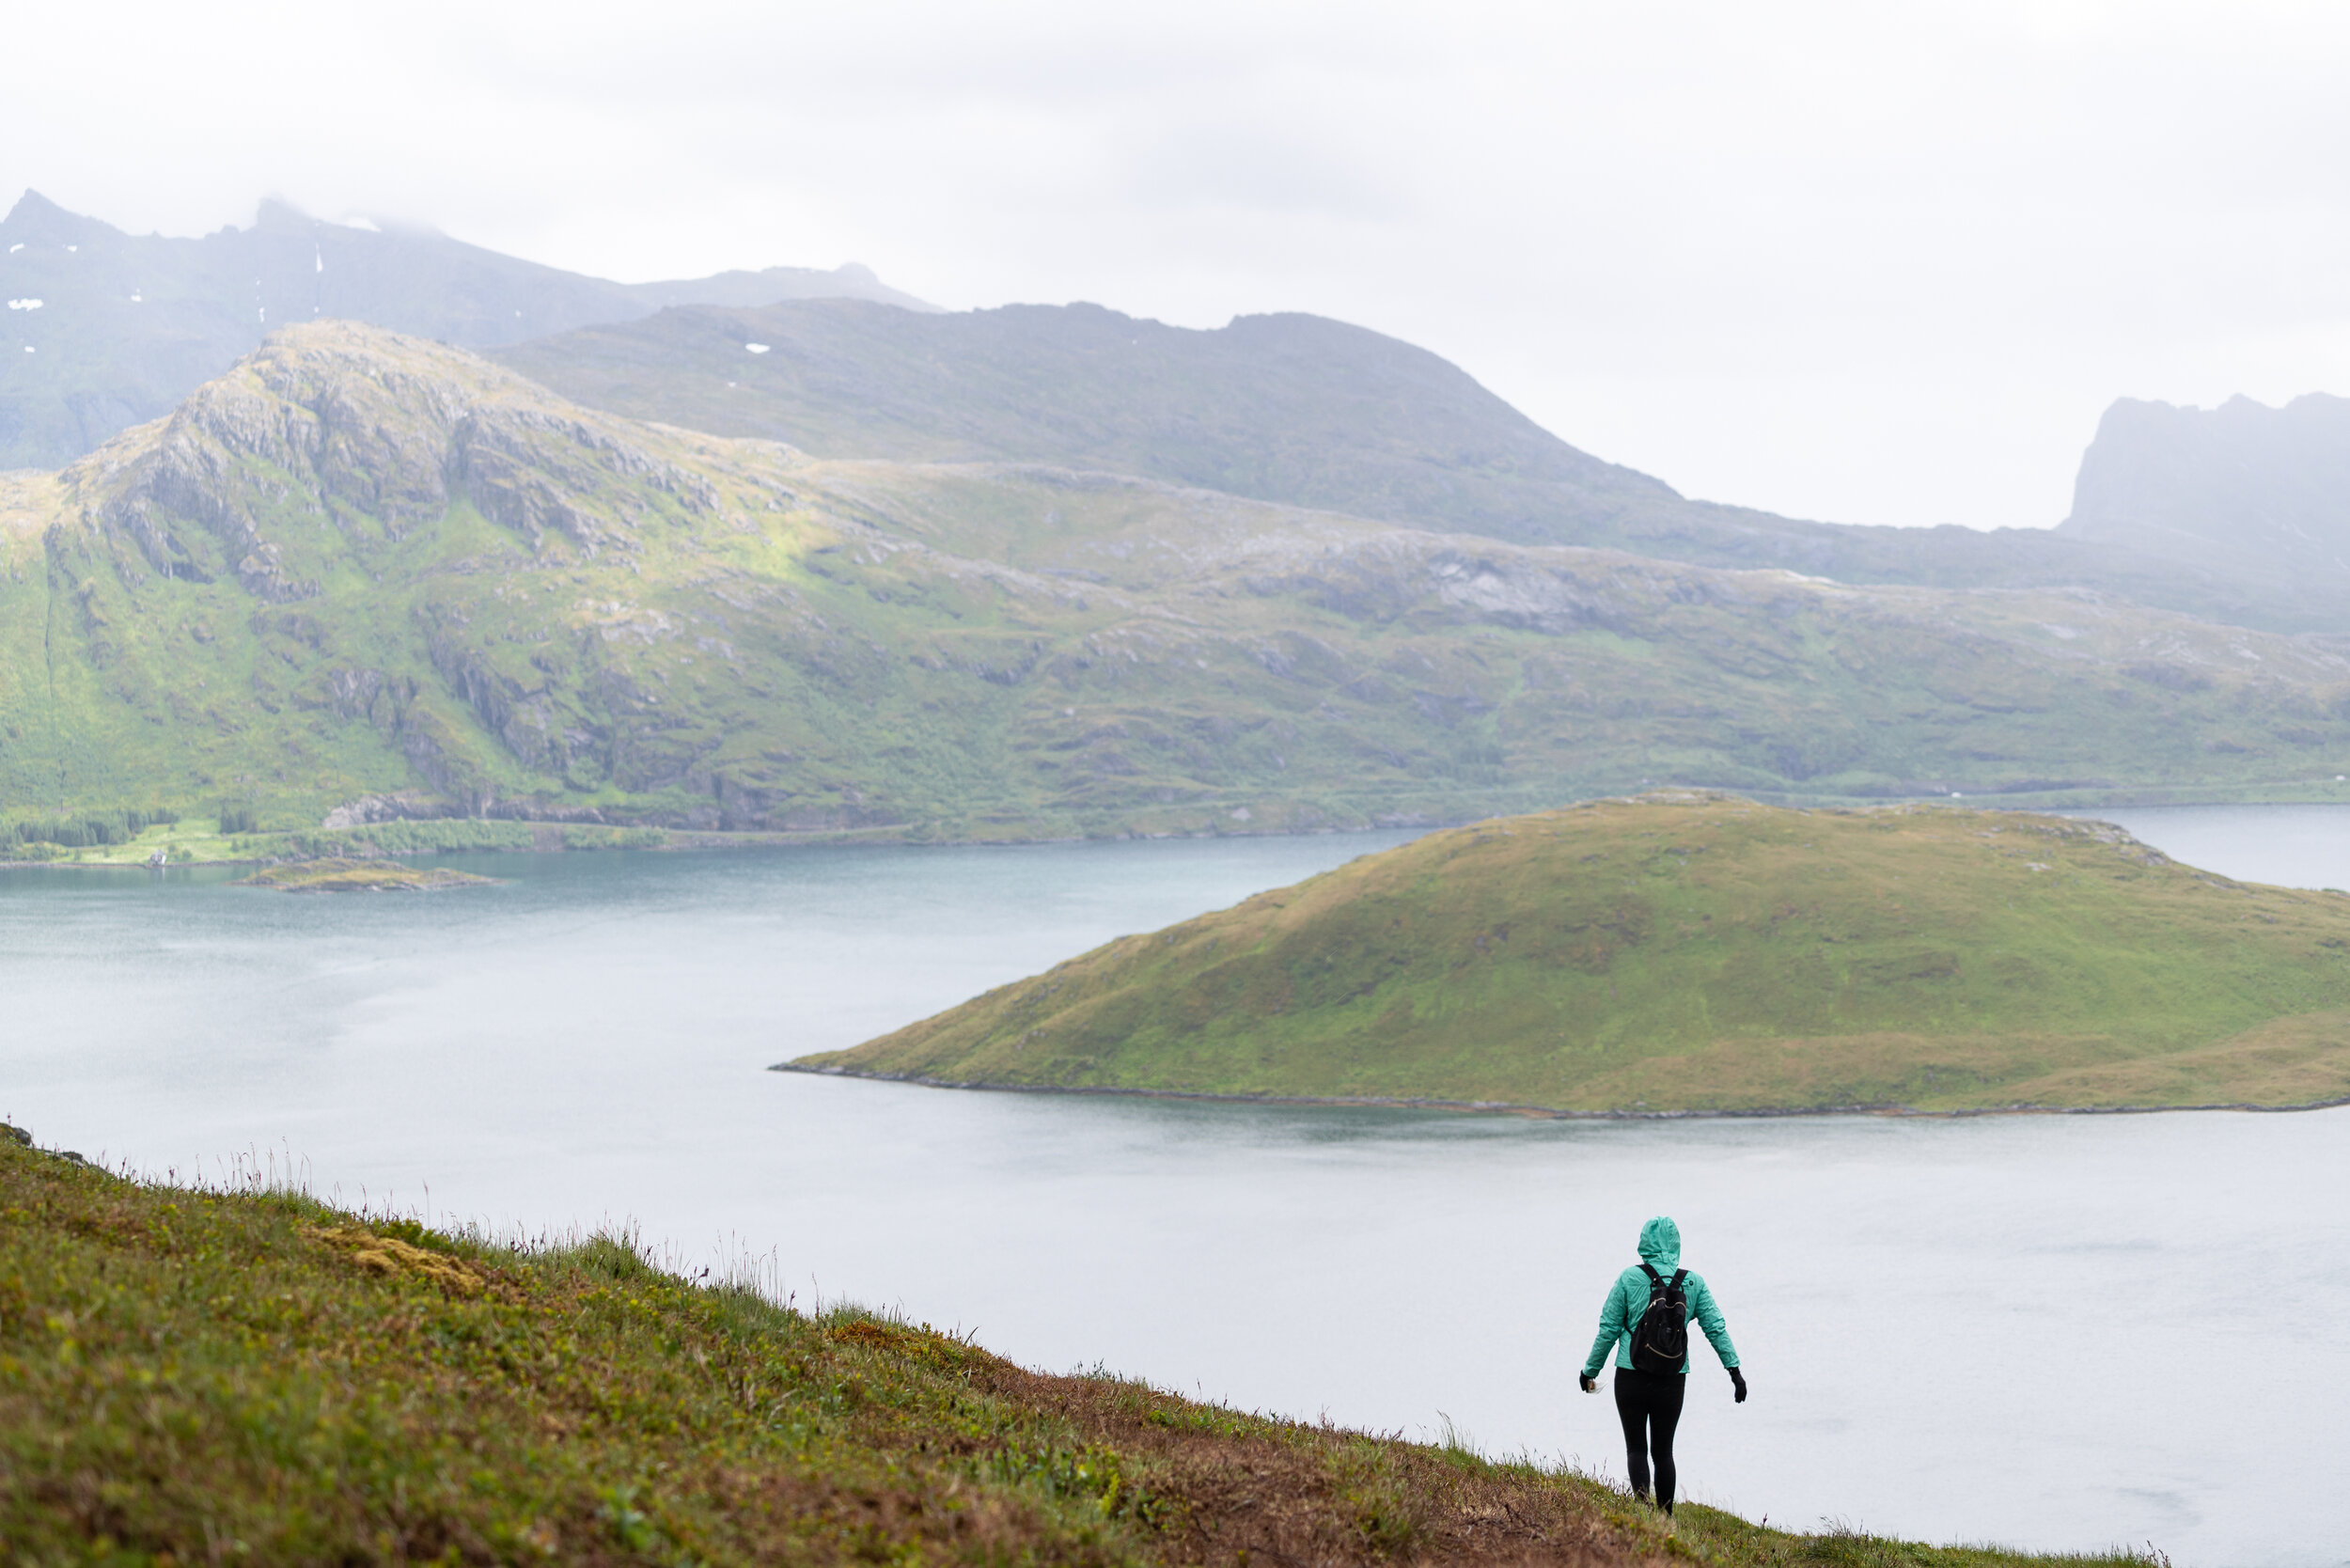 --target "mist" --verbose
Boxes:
[10,1,2350,527]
